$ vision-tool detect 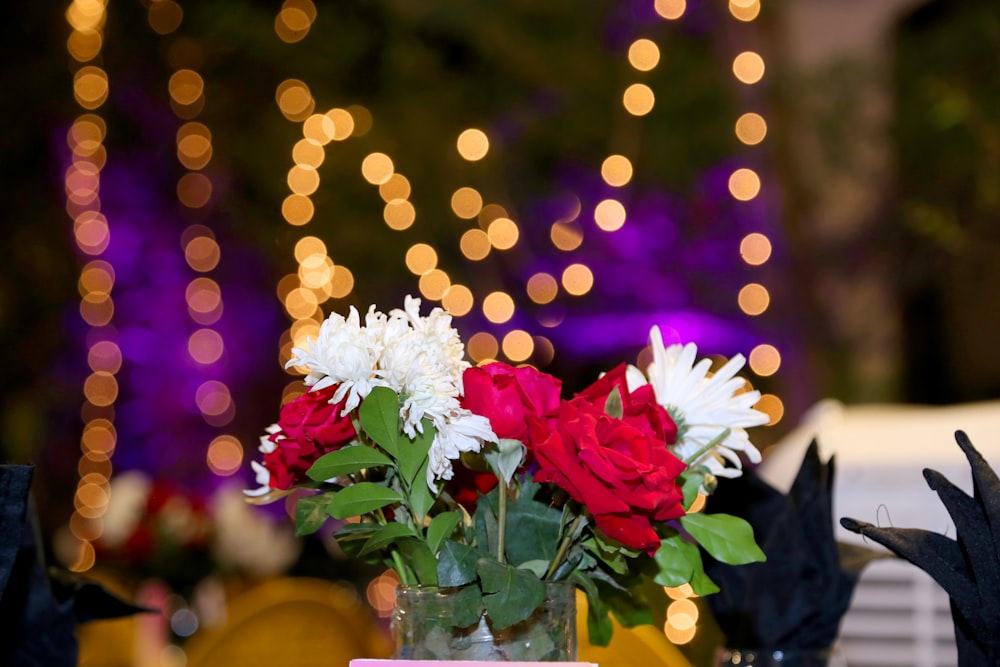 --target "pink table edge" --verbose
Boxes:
[351,661,598,666]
